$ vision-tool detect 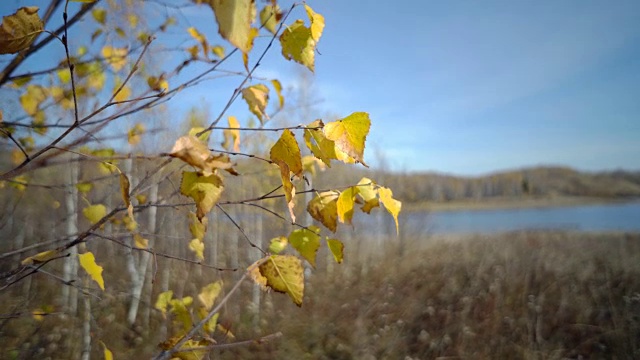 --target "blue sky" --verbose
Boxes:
[2,1,639,175]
